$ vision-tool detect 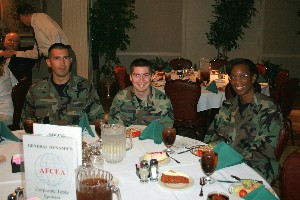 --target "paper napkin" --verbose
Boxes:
[139,120,163,144]
[0,121,21,142]
[213,141,244,170]
[256,74,268,83]
[219,65,227,74]
[78,113,95,137]
[243,185,277,200]
[206,81,219,94]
